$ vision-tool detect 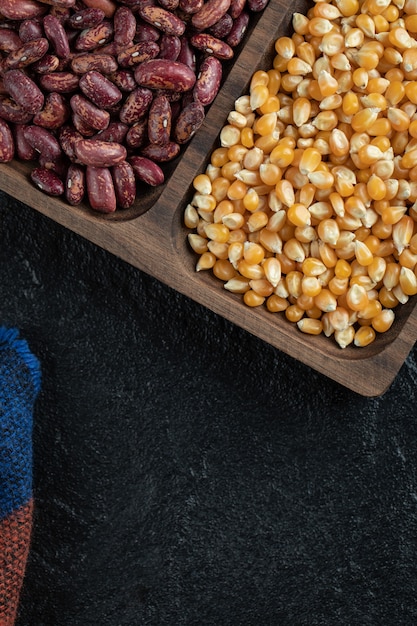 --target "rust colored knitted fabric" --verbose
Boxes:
[0,501,33,626]
[0,327,40,626]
